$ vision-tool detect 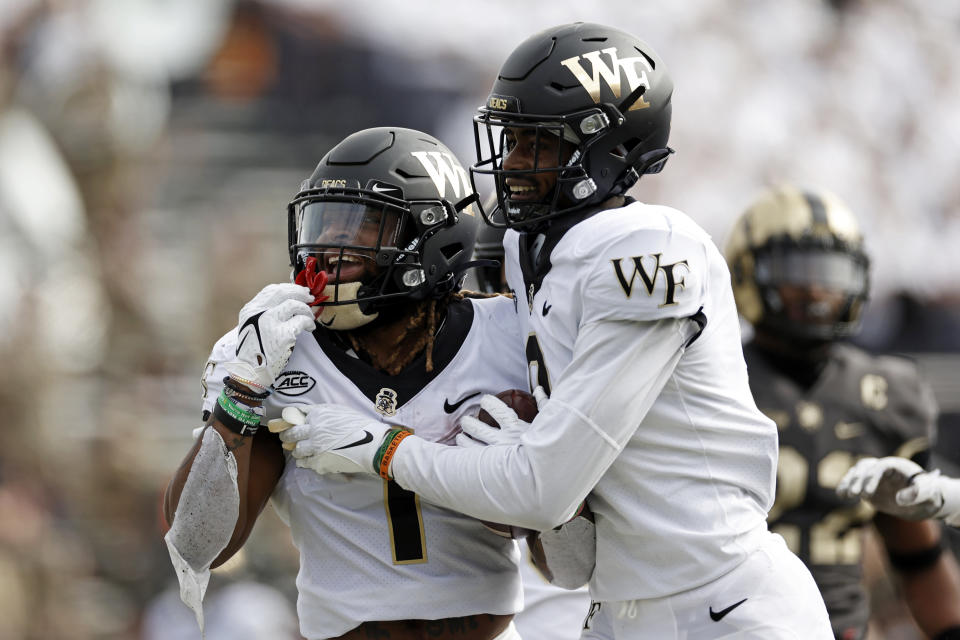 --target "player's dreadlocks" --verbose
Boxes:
[344,291,505,375]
